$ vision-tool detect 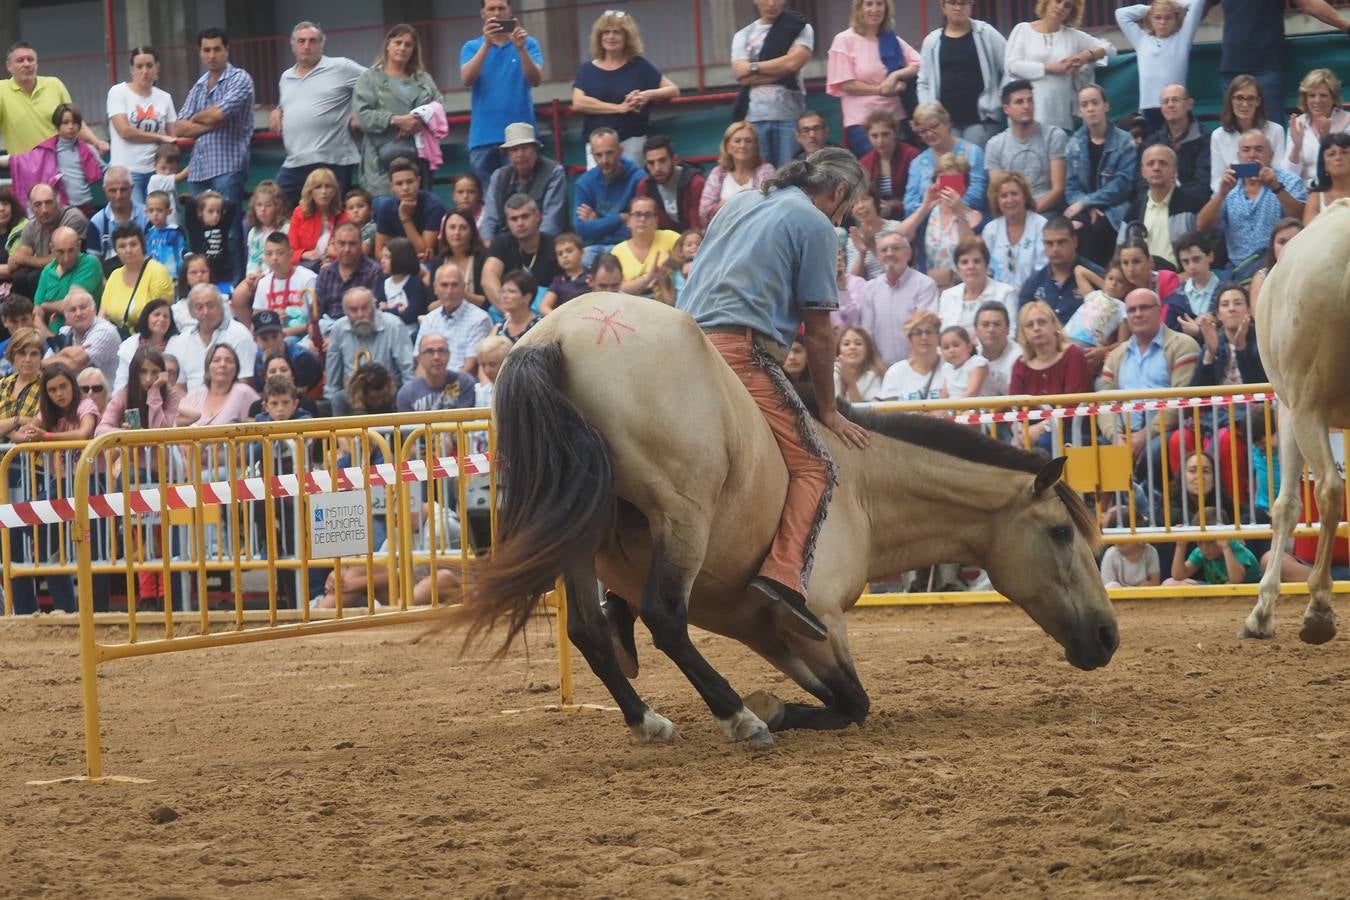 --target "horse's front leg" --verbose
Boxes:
[563,562,678,744]
[1296,419,1343,645]
[742,612,871,732]
[639,538,772,745]
[1245,412,1305,639]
